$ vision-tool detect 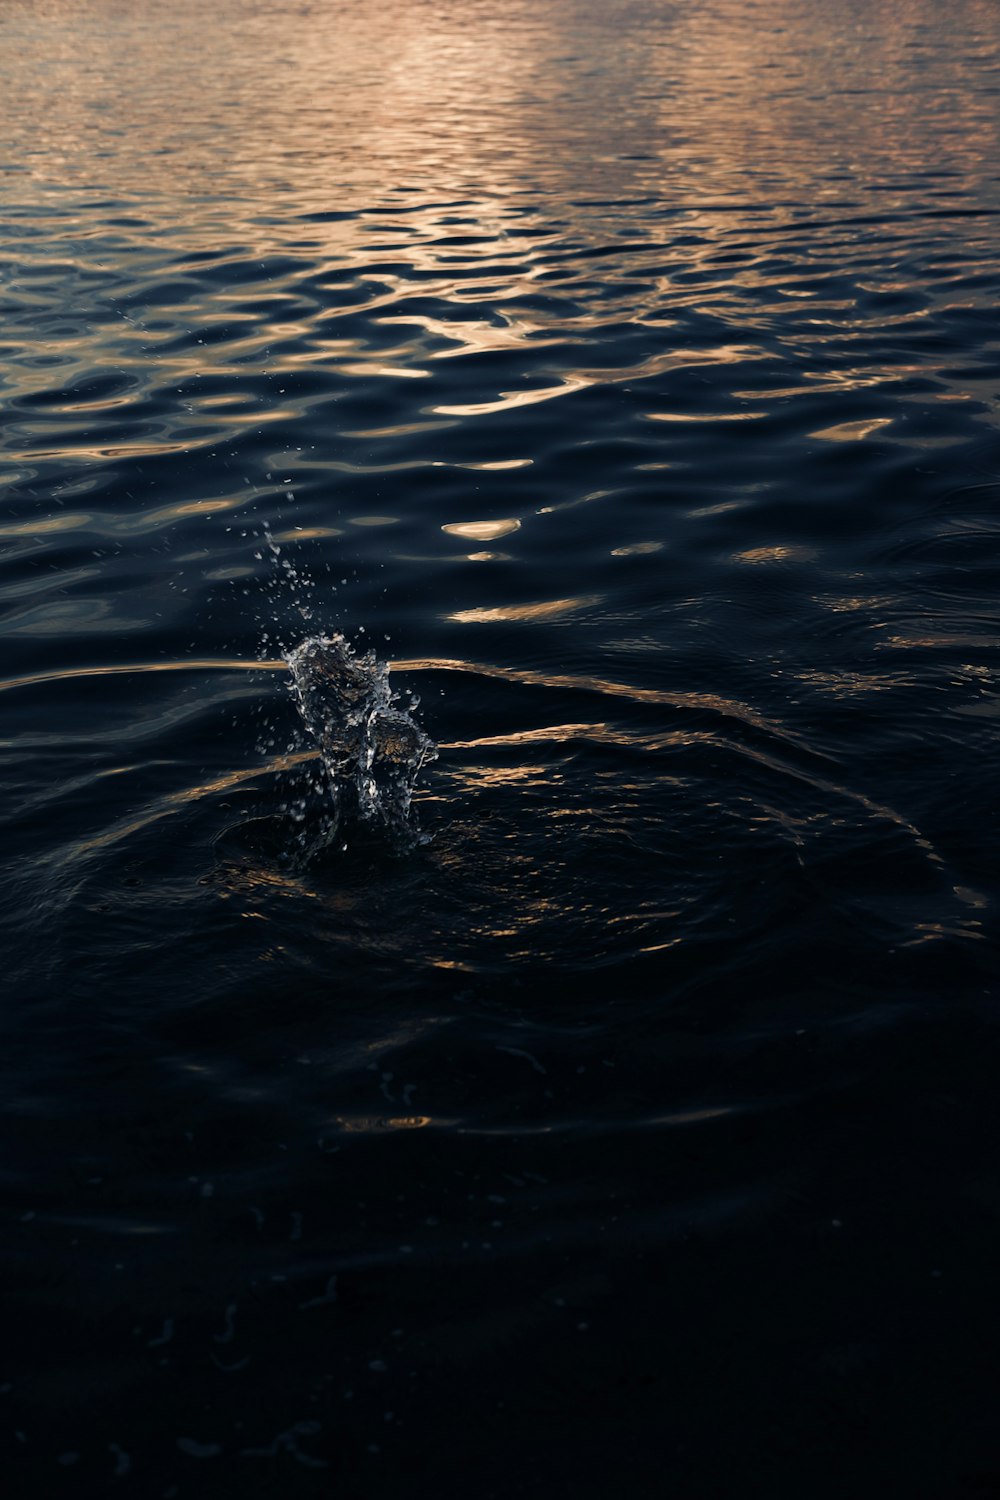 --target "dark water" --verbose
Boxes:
[3,0,1000,1492]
